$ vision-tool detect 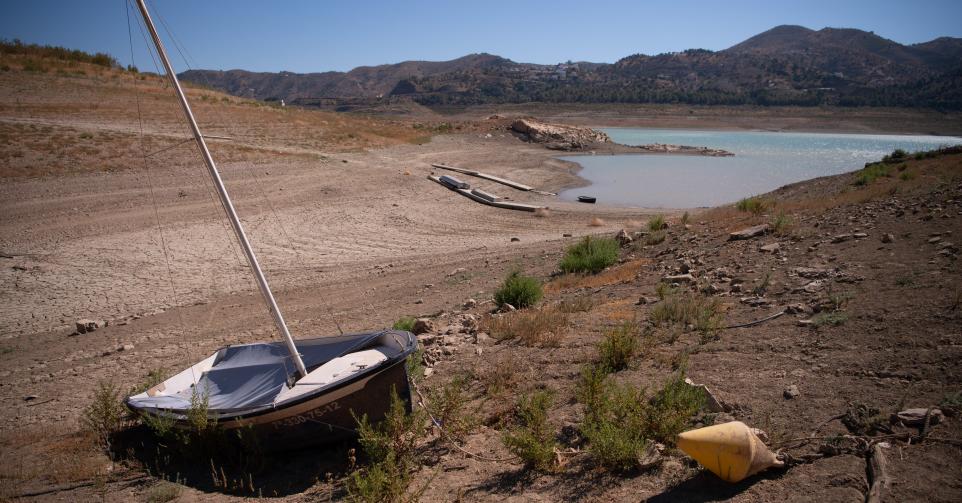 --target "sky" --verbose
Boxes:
[2,0,961,74]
